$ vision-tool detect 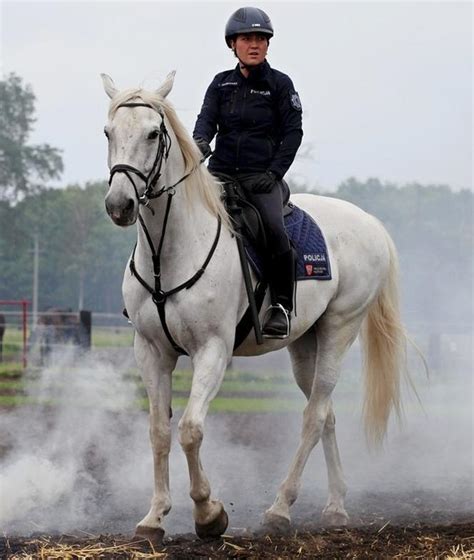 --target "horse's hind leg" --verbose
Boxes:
[263,316,361,533]
[321,401,348,525]
[134,334,177,546]
[286,329,349,527]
